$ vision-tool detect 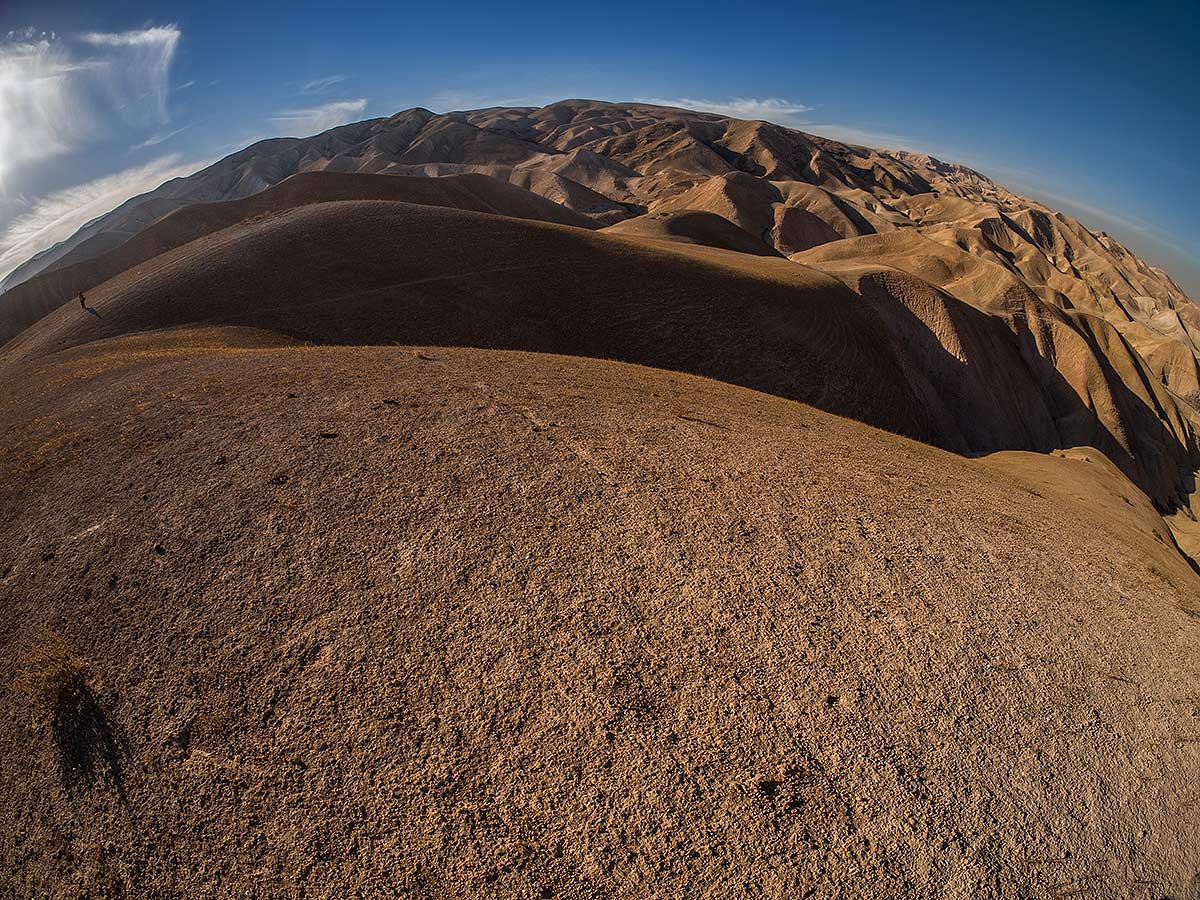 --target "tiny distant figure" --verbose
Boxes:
[78,292,87,310]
